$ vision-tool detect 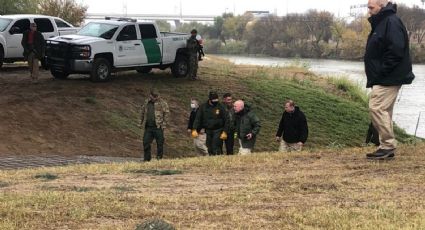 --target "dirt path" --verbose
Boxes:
[0,154,141,170]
